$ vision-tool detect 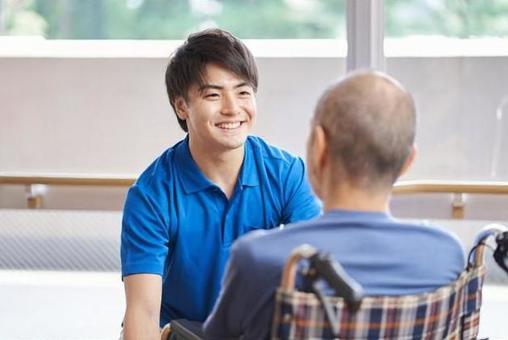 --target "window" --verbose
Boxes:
[0,0,346,39]
[385,0,508,39]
